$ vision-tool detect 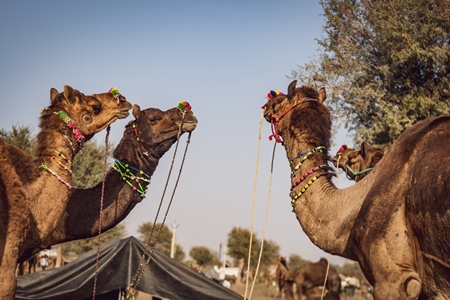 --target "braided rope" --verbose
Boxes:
[126,113,190,299]
[320,255,331,300]
[244,111,264,299]
[92,125,111,299]
[249,140,276,300]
